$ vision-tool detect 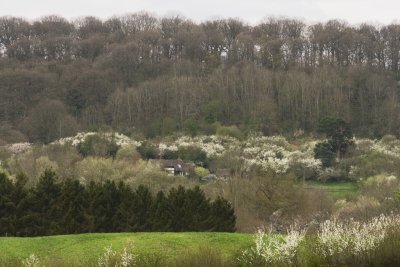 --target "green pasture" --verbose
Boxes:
[305,181,359,199]
[0,232,253,266]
